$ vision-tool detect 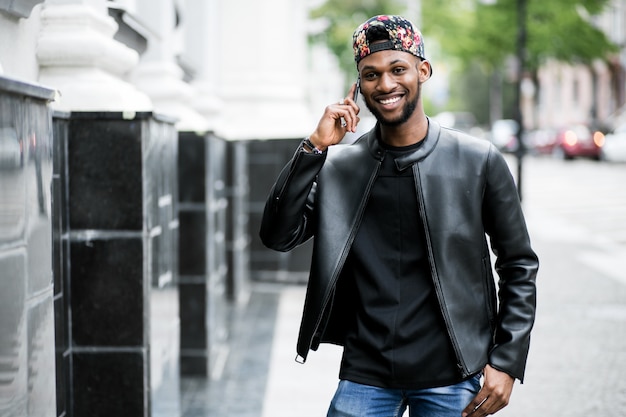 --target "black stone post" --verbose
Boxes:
[226,141,250,299]
[64,112,180,417]
[178,131,229,376]
[247,138,313,284]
